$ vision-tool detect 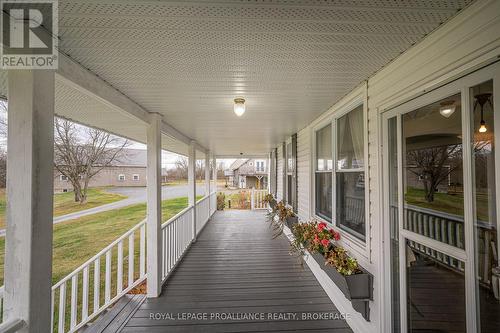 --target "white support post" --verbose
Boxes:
[188,141,197,241]
[4,70,55,332]
[205,152,210,198]
[212,155,217,191]
[146,113,162,298]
